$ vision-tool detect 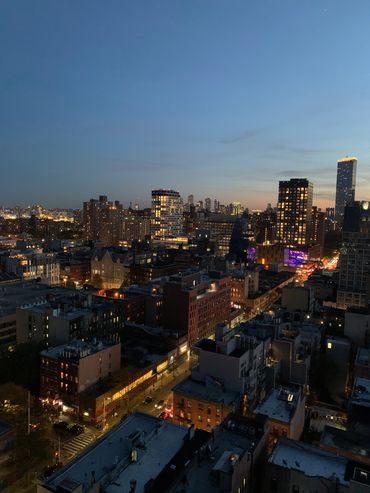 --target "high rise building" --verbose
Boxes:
[337,200,370,309]
[83,195,124,246]
[277,178,313,248]
[205,197,211,211]
[187,194,194,206]
[150,189,183,239]
[311,206,325,254]
[123,208,151,245]
[335,157,357,226]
